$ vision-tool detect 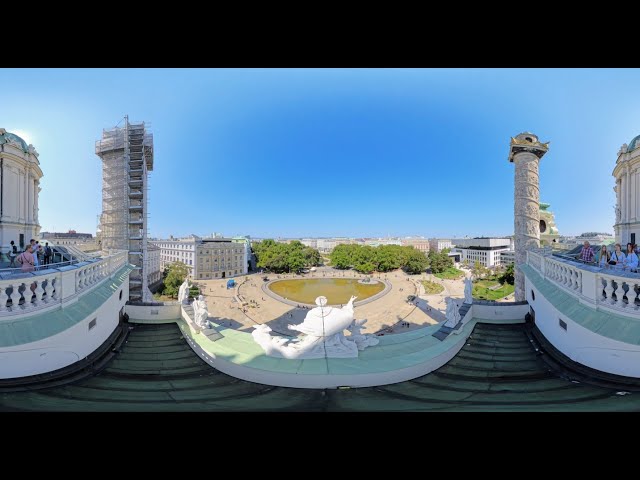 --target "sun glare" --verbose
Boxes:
[10,129,33,145]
